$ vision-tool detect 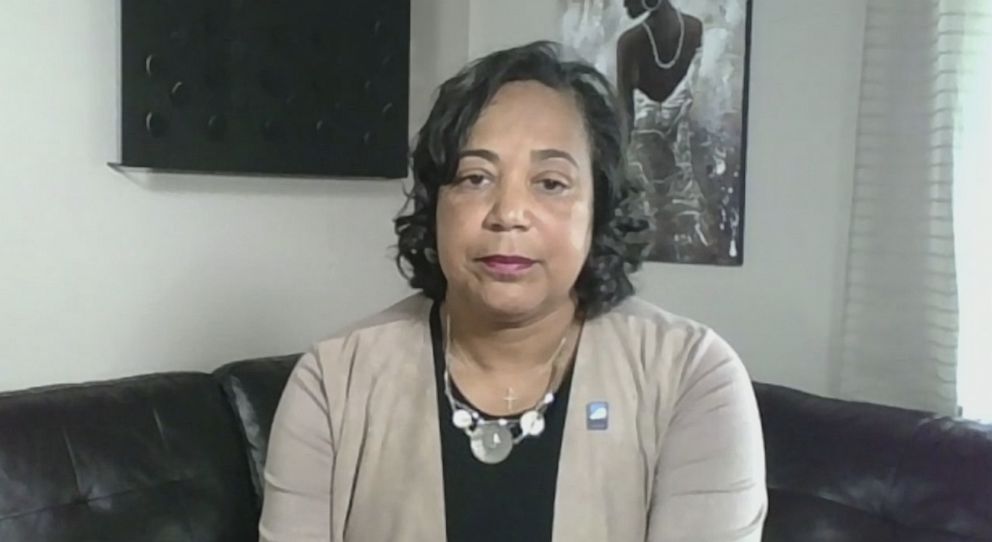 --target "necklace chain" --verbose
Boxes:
[642,8,685,70]
[445,312,568,412]
[442,310,572,447]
